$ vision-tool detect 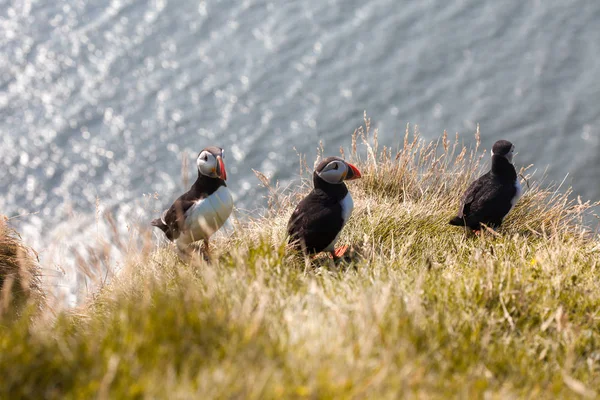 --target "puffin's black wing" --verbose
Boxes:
[450,172,516,229]
[449,172,491,228]
[287,191,344,254]
[467,183,516,228]
[152,191,207,241]
[462,174,489,214]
